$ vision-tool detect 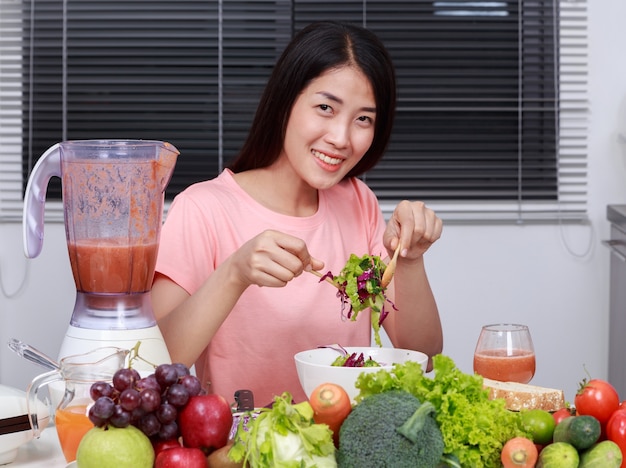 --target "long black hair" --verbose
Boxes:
[228,21,396,178]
